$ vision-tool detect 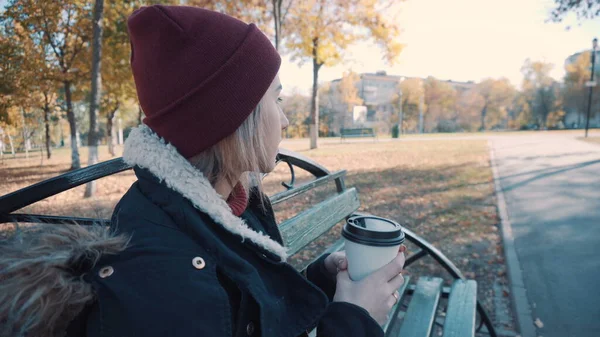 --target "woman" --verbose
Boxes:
[0,5,406,337]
